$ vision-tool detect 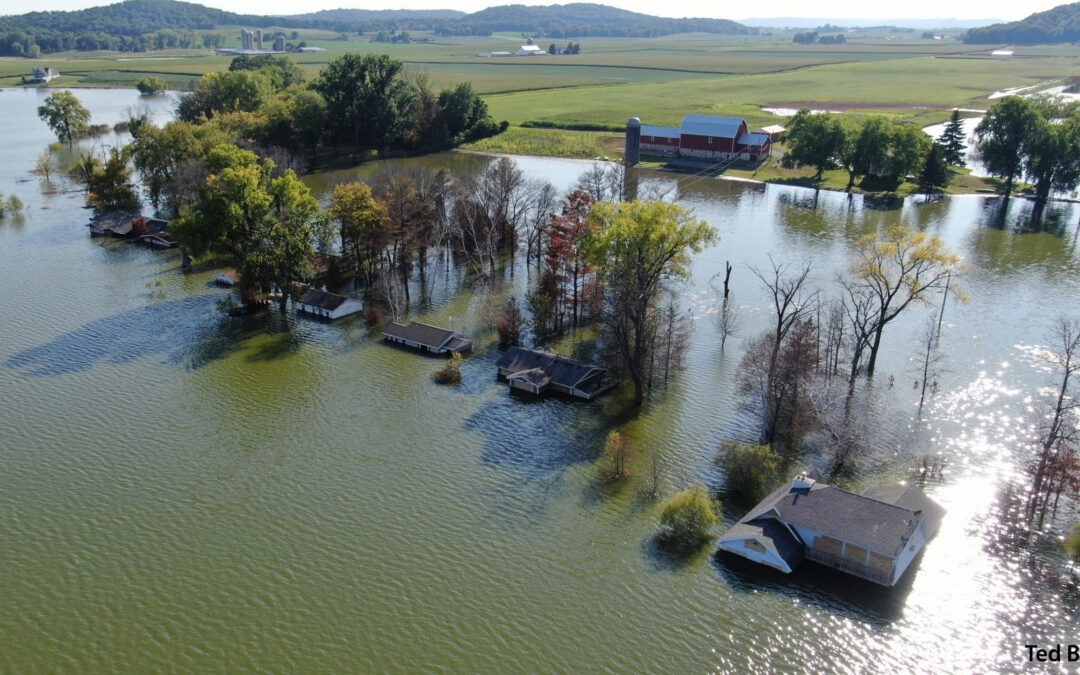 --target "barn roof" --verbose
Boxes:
[738,132,770,147]
[680,115,745,139]
[383,321,456,348]
[641,124,680,139]
[297,288,350,311]
[721,517,804,569]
